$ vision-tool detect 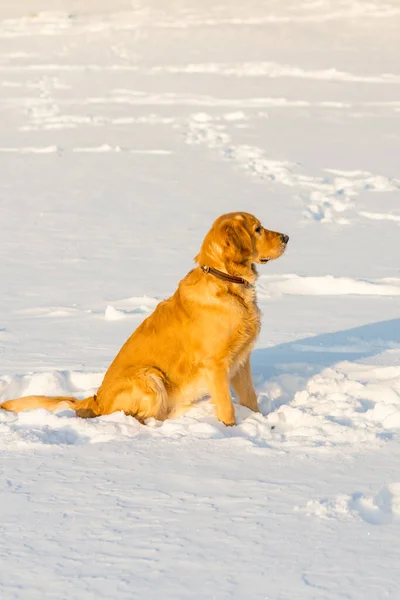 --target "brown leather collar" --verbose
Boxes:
[201,265,253,288]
